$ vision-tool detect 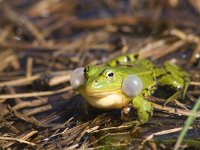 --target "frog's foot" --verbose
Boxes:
[132,96,153,125]
[163,90,181,106]
[163,78,190,106]
[158,62,190,106]
[121,104,135,121]
[121,120,141,127]
[128,120,141,135]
